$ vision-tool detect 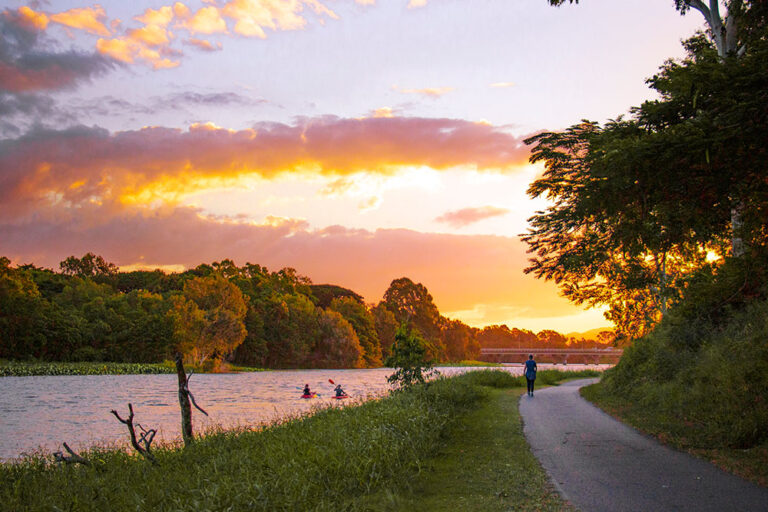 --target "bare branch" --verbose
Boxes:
[111,403,157,463]
[53,442,91,466]
[186,386,209,417]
